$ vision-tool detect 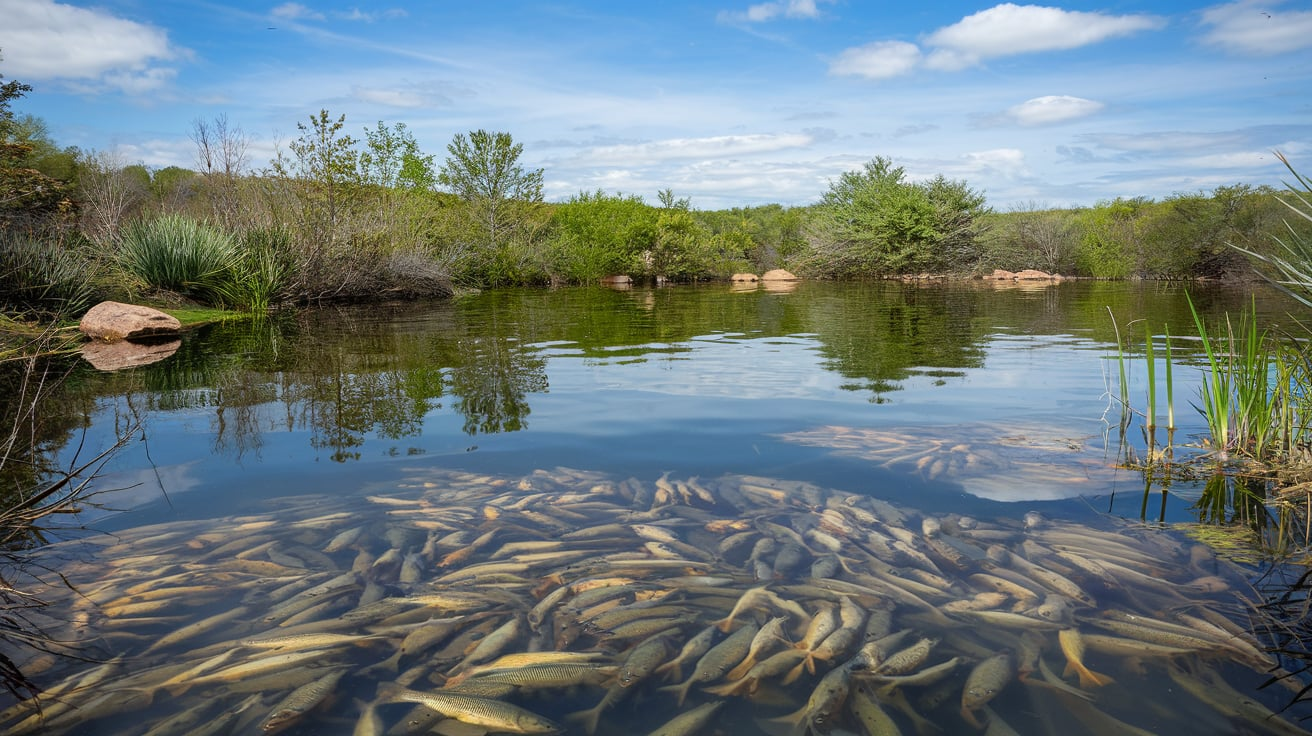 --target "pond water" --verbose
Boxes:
[6,280,1312,735]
